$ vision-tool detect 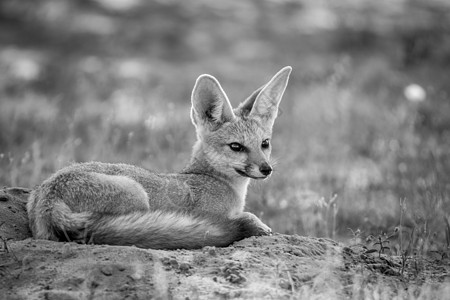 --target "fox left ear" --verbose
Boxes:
[248,66,292,126]
[191,74,236,131]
